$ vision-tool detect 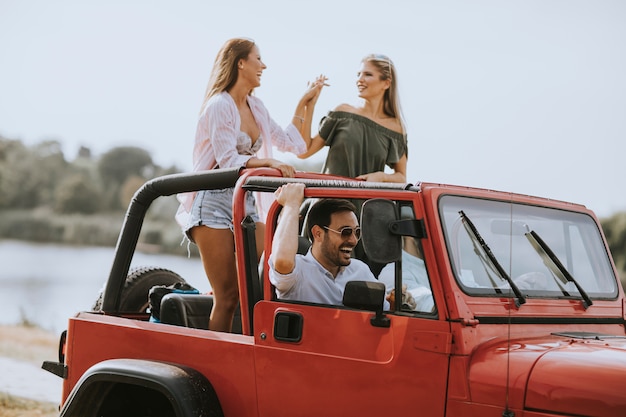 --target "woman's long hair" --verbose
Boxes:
[200,38,256,113]
[363,54,406,133]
